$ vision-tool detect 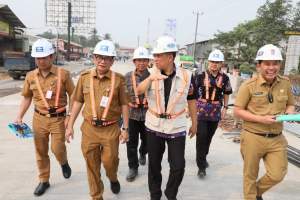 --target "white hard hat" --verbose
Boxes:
[133,47,151,60]
[208,49,224,62]
[255,44,283,61]
[93,40,116,56]
[31,39,55,58]
[152,36,178,54]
